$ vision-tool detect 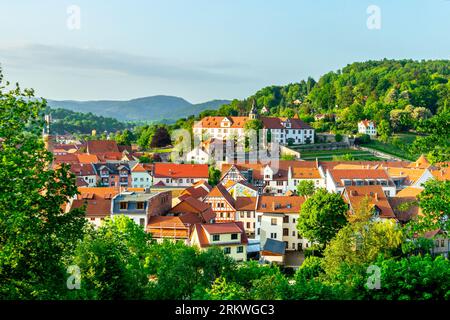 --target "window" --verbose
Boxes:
[277,189,283,194]
[213,234,220,241]
[139,218,145,227]
[137,202,144,210]
[283,216,289,223]
[257,228,260,235]
[283,228,289,236]
[292,243,295,249]
[231,233,238,240]
[441,240,445,247]
[240,212,245,219]
[270,233,277,239]
[277,181,283,186]
[90,217,95,221]
[223,247,231,254]
[271,218,277,225]
[257,216,262,222]
[246,222,250,229]
[237,246,243,253]
[247,211,252,218]
[119,202,128,210]
[292,231,296,236]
